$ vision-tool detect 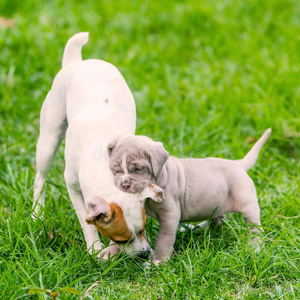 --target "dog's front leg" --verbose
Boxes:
[153,211,180,265]
[66,185,104,255]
